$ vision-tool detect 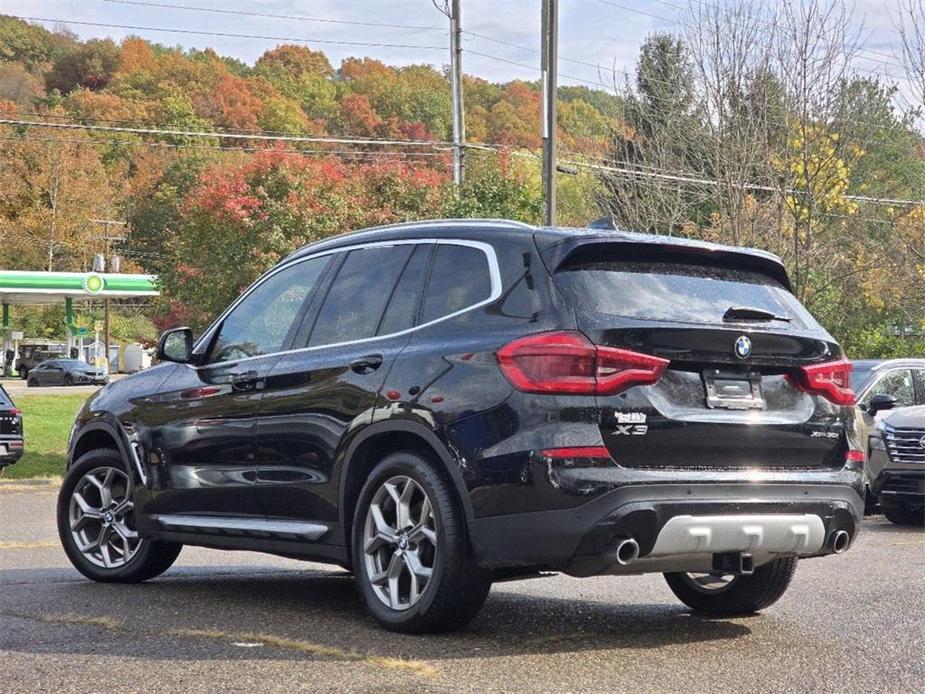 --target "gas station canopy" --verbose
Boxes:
[1,271,160,374]
[0,270,158,305]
